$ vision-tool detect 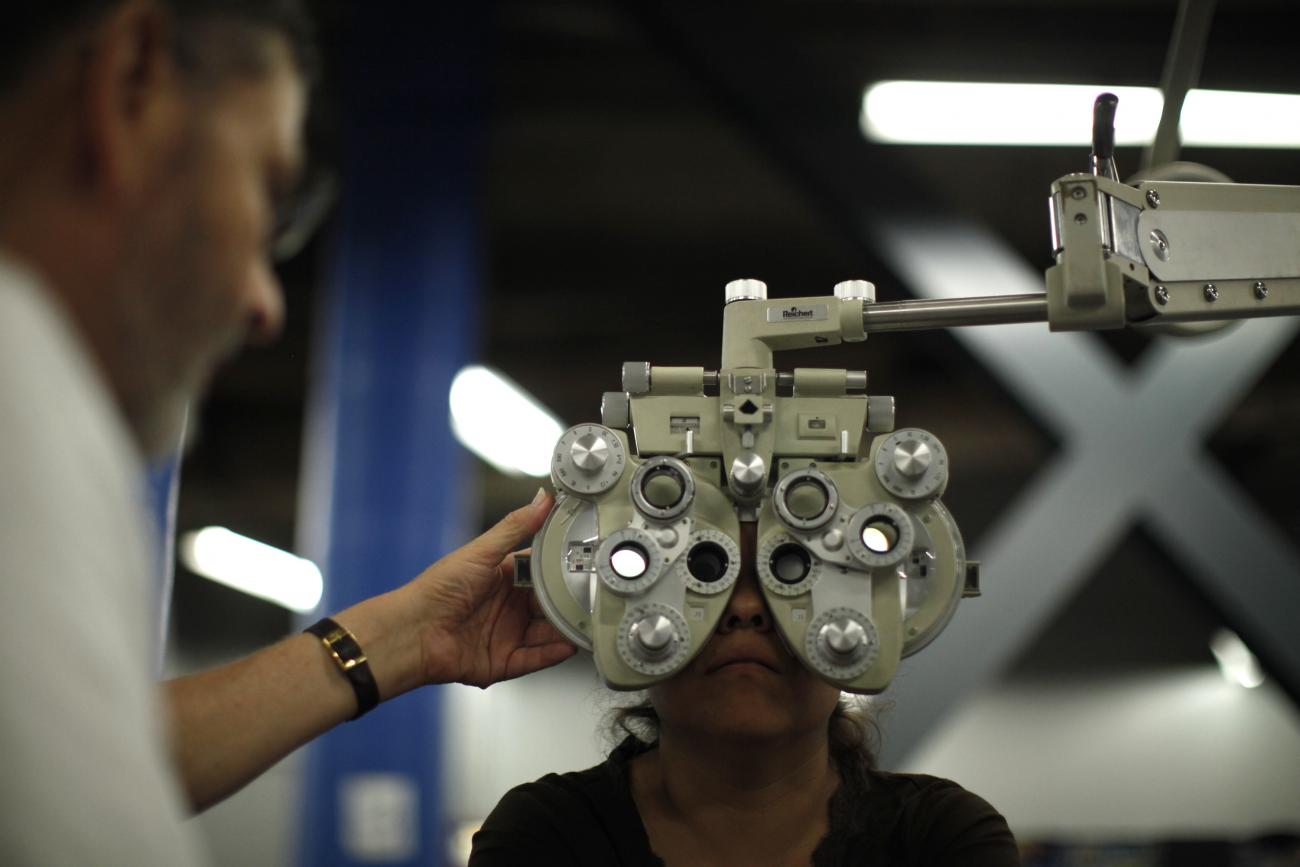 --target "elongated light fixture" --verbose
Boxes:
[862,81,1300,148]
[179,526,324,613]
[1210,628,1265,689]
[449,365,564,477]
[1180,89,1300,148]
